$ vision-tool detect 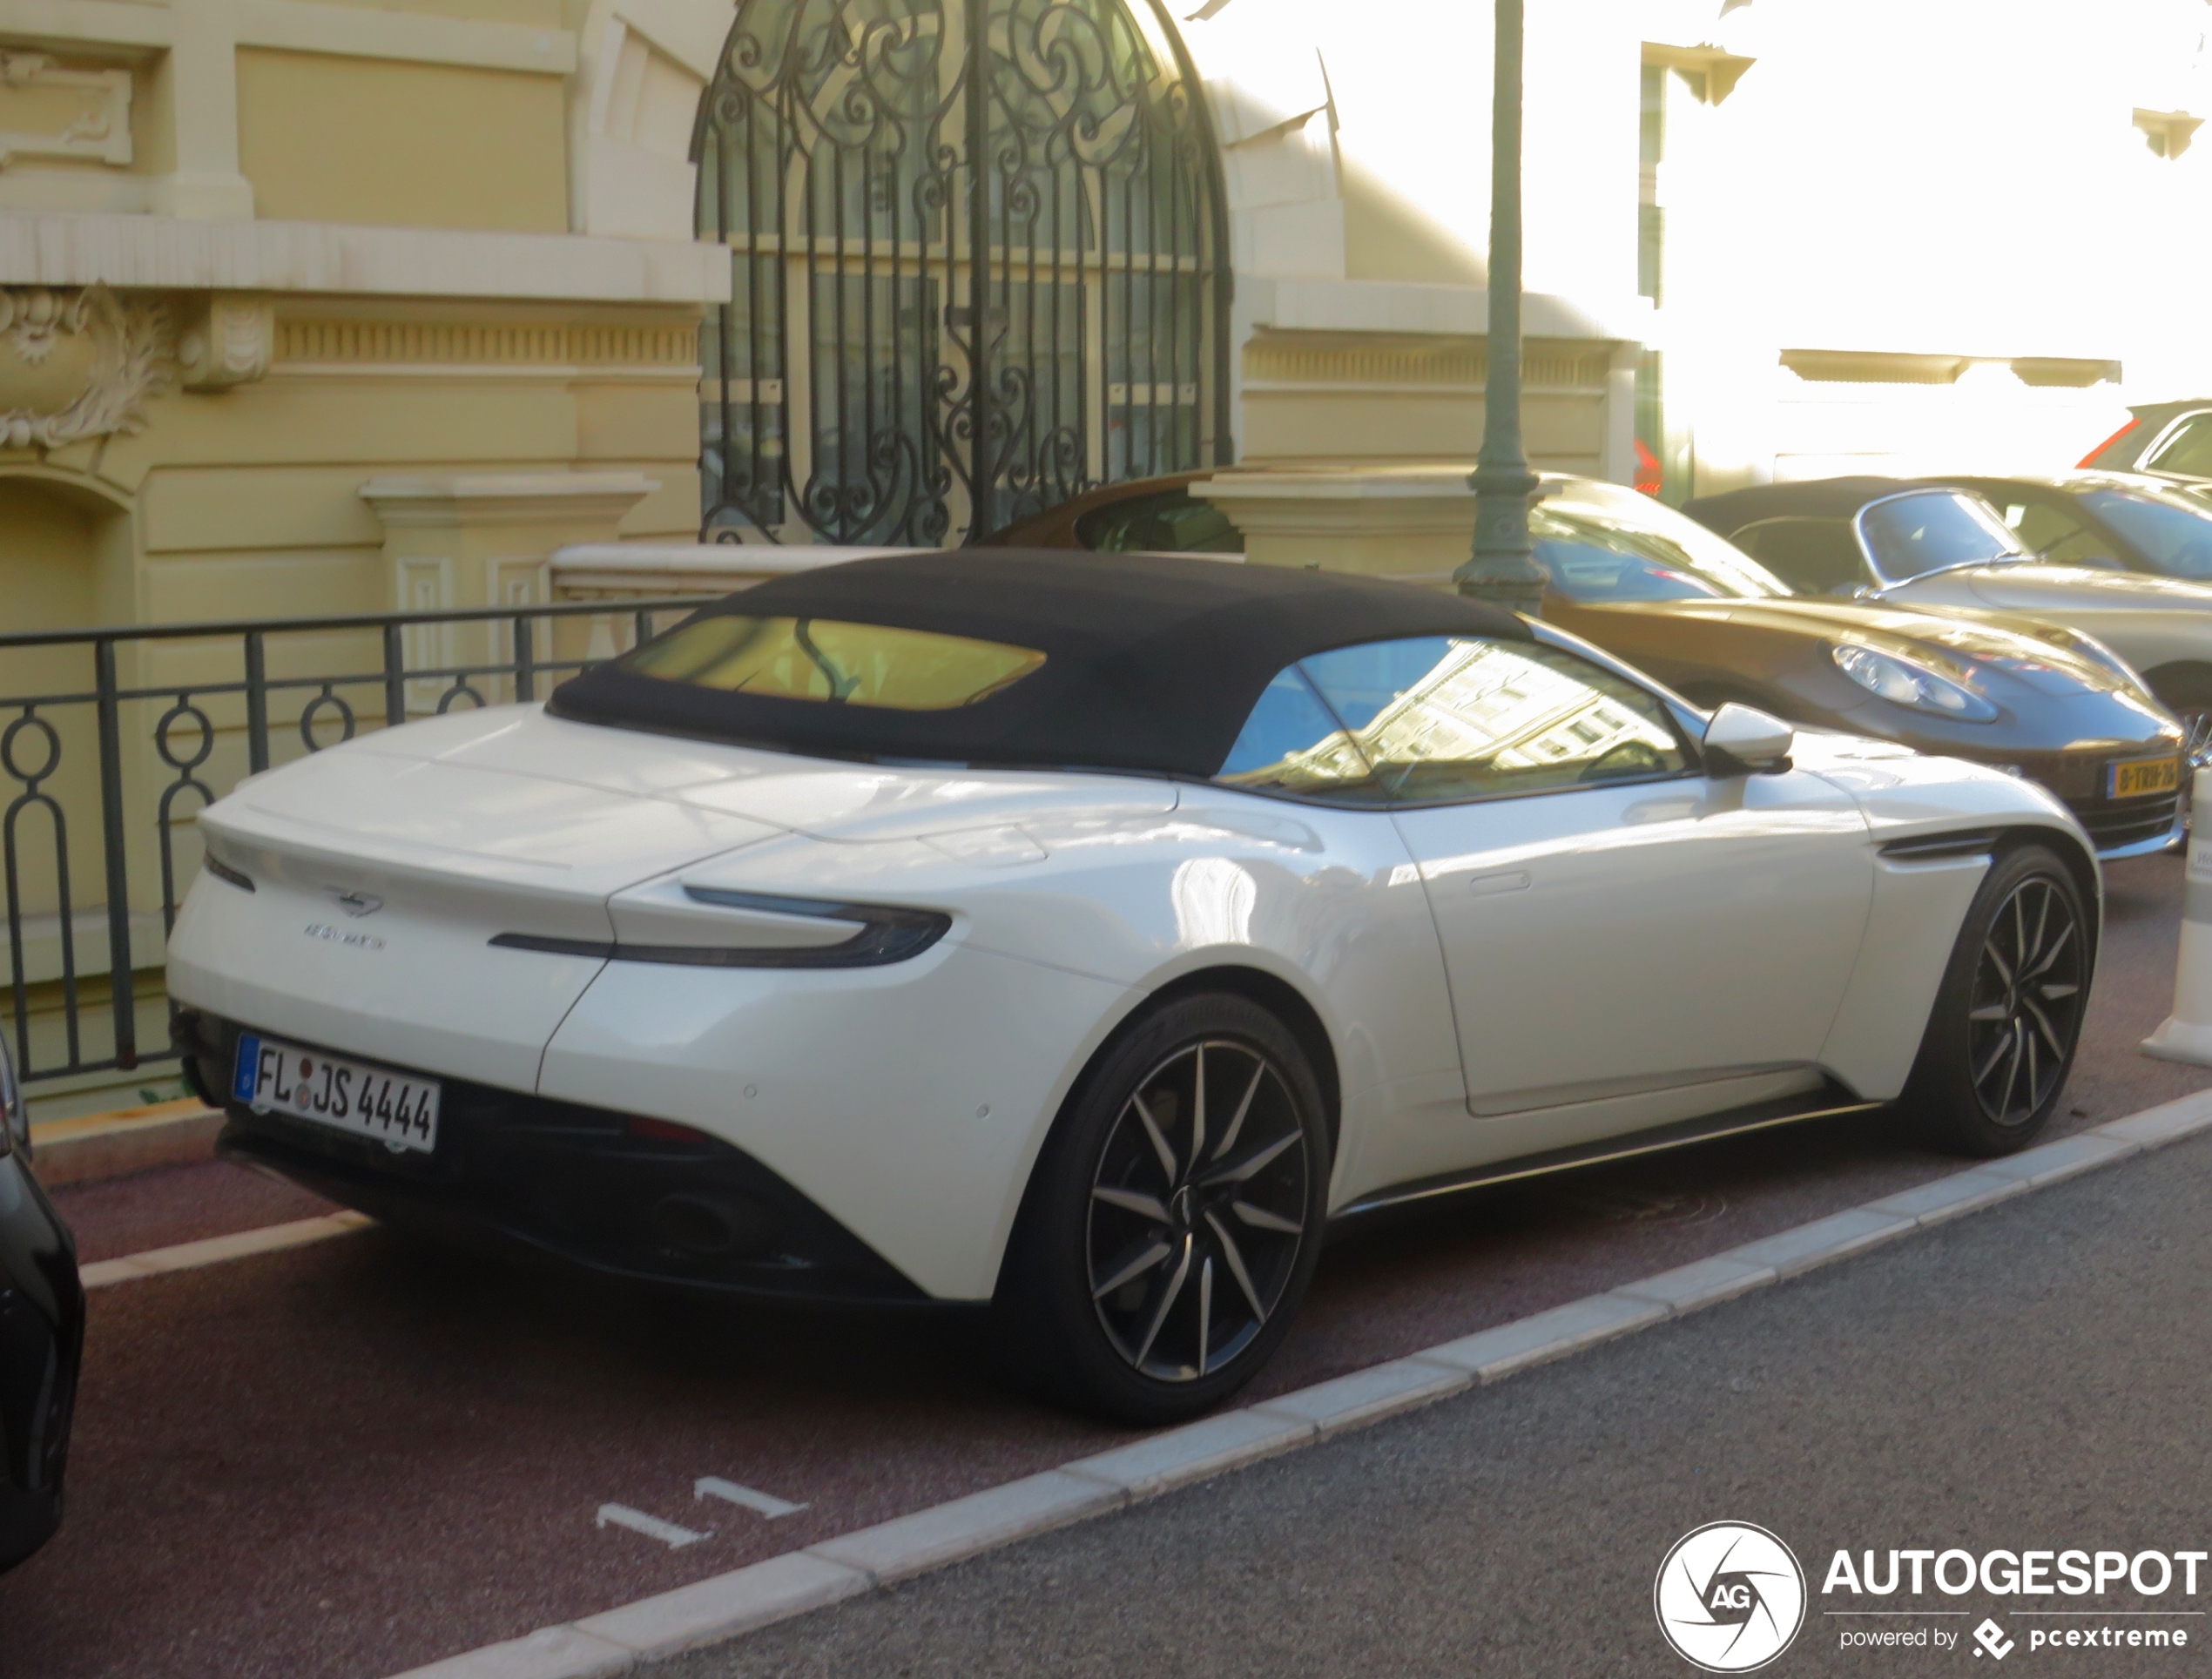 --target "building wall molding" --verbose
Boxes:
[234,0,577,77]
[0,49,132,169]
[0,212,733,304]
[359,472,663,530]
[273,317,700,373]
[1244,330,1614,394]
